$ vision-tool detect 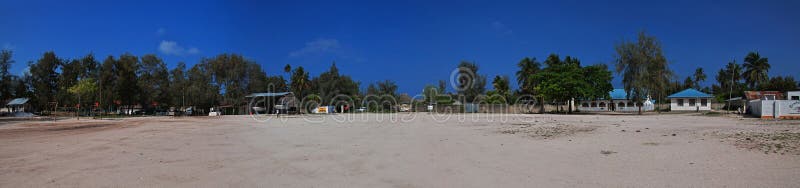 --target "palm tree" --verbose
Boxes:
[515,57,540,95]
[743,52,770,89]
[283,64,291,74]
[693,67,706,89]
[492,75,510,96]
[290,66,310,97]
